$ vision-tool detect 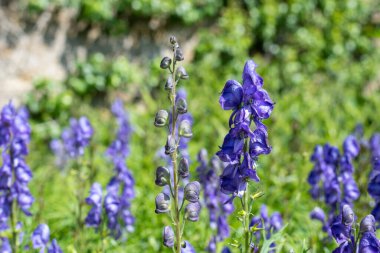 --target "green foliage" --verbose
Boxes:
[16,0,380,252]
